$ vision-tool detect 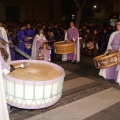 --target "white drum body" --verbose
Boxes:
[3,60,65,109]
